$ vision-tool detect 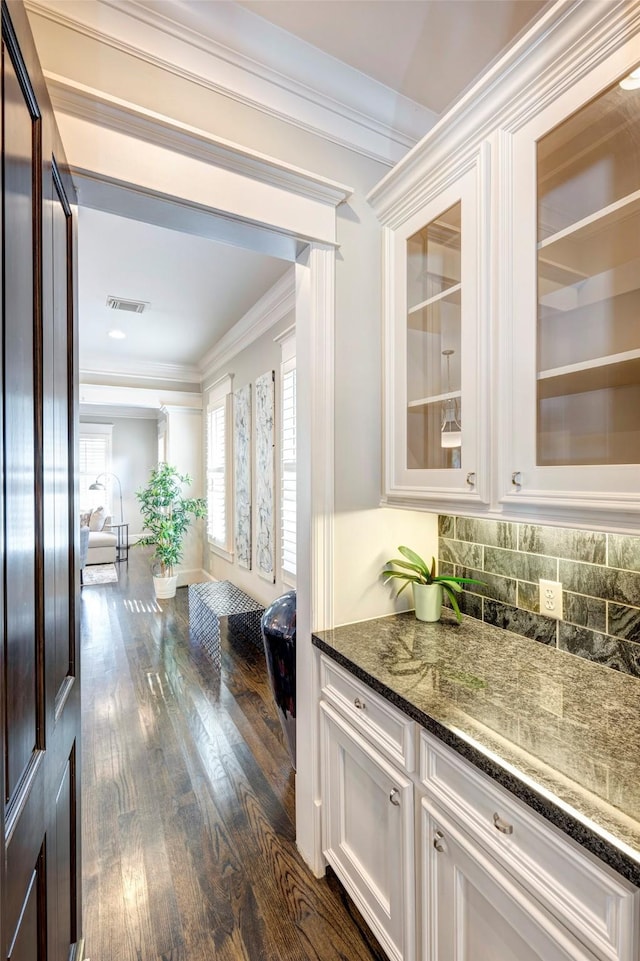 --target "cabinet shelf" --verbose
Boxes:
[537,349,640,400]
[537,189,640,278]
[539,258,640,313]
[408,389,461,410]
[409,282,462,315]
[408,283,462,331]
